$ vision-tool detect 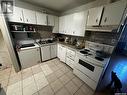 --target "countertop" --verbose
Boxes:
[17,41,82,52]
[37,42,57,47]
[57,41,83,51]
[37,41,83,51]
